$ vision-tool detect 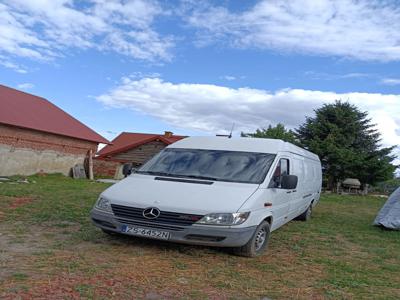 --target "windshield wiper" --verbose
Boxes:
[136,171,176,177]
[178,175,220,181]
[137,171,219,181]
